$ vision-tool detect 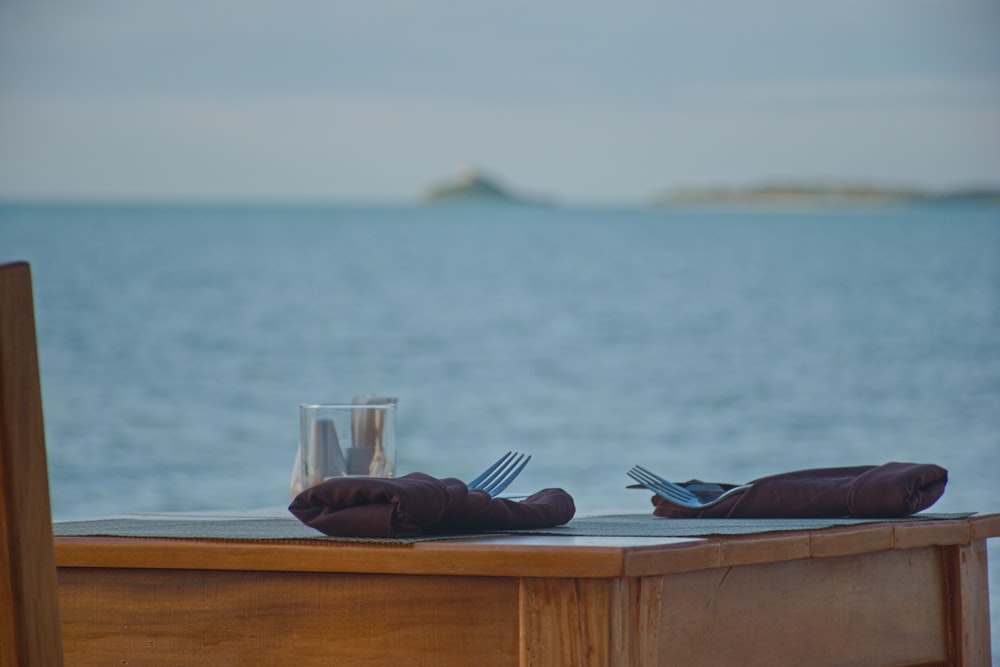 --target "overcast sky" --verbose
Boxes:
[1,1,999,204]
